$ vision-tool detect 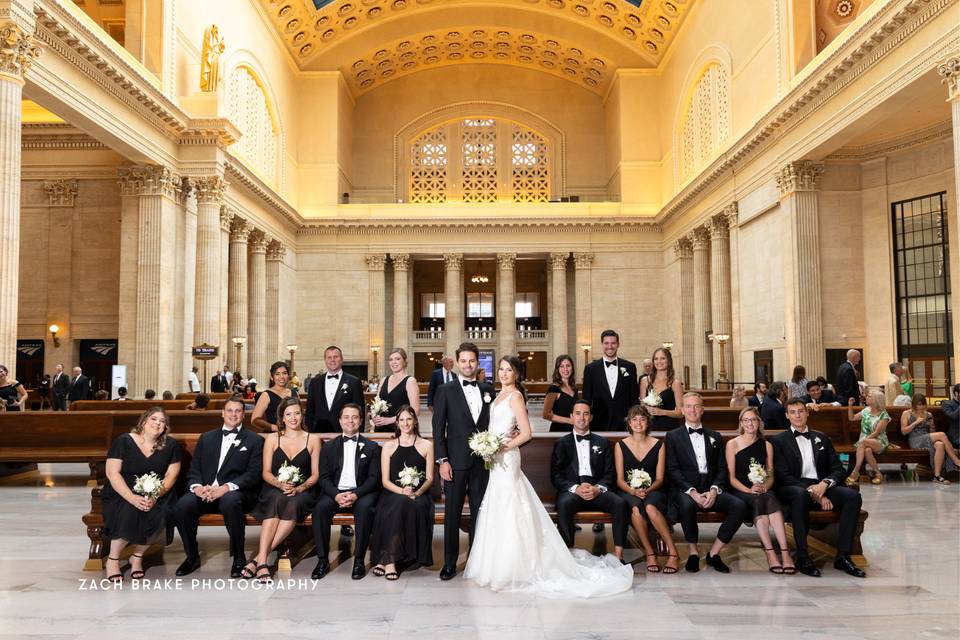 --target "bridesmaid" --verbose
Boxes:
[543,354,578,432]
[370,405,435,580]
[614,405,679,574]
[248,396,320,582]
[251,361,299,432]
[371,348,420,432]
[639,348,684,430]
[724,407,794,574]
[0,364,27,411]
[101,407,181,581]
[846,391,890,485]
